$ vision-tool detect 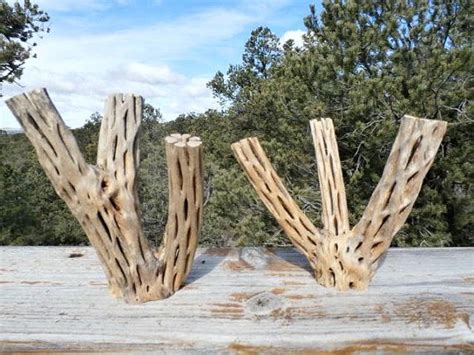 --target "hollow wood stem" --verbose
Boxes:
[233,115,447,291]
[6,88,203,303]
[232,137,321,267]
